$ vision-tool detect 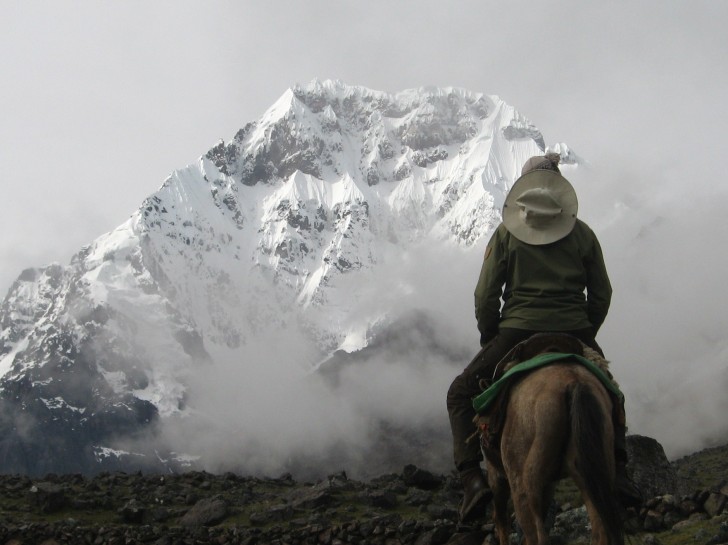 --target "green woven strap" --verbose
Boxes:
[472,352,624,414]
